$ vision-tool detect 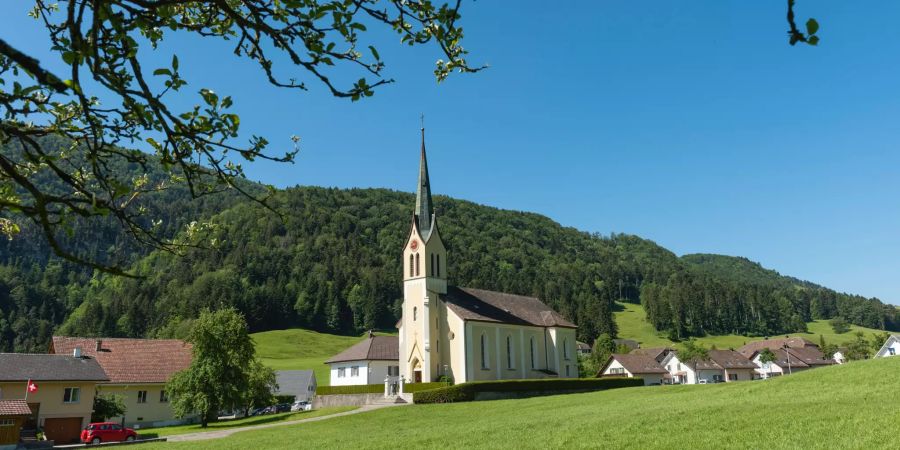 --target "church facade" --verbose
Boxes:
[397,130,578,384]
